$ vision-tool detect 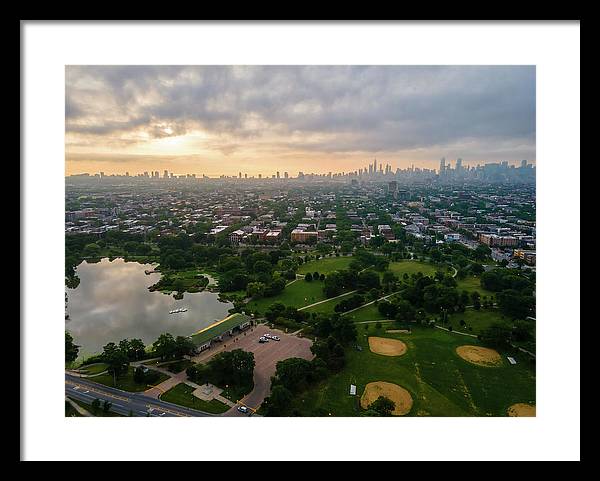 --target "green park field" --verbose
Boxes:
[455,275,495,298]
[388,260,439,278]
[90,366,169,392]
[297,256,354,275]
[246,278,328,313]
[289,324,536,417]
[447,308,510,334]
[160,383,230,414]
